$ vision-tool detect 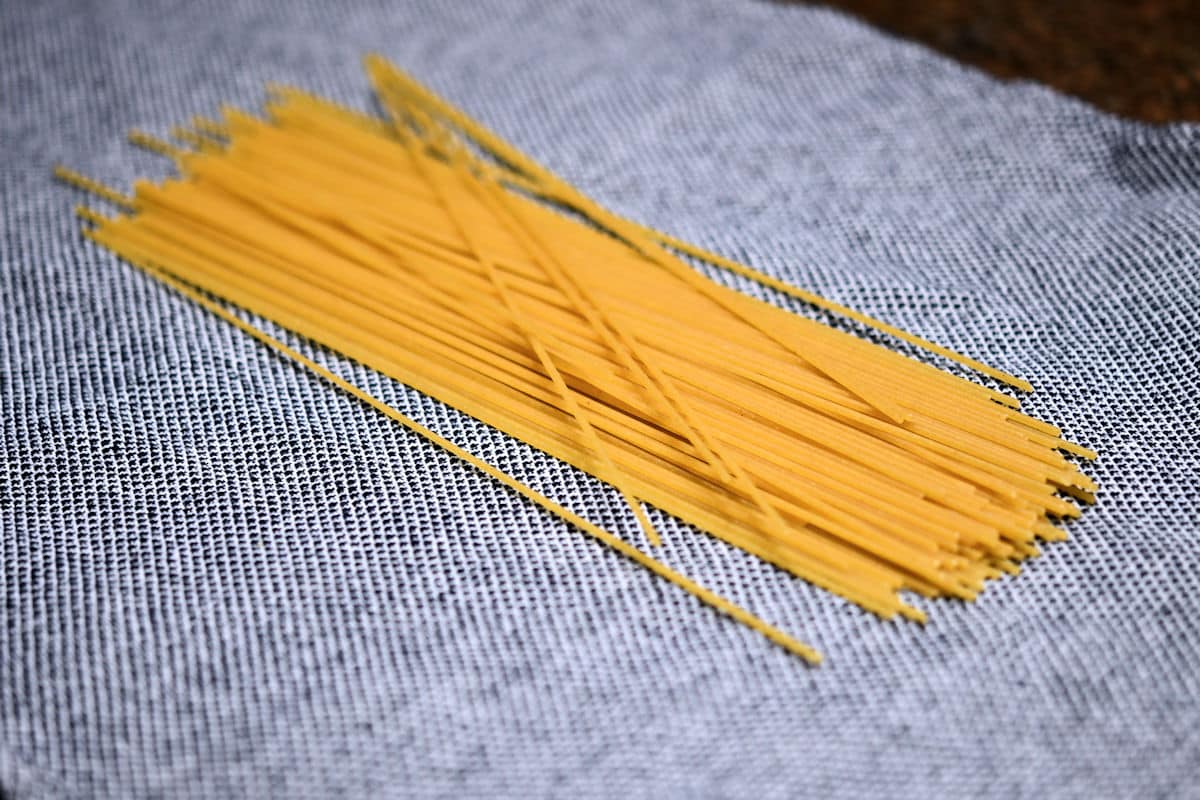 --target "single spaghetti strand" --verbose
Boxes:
[54,165,135,209]
[129,129,188,161]
[171,125,223,154]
